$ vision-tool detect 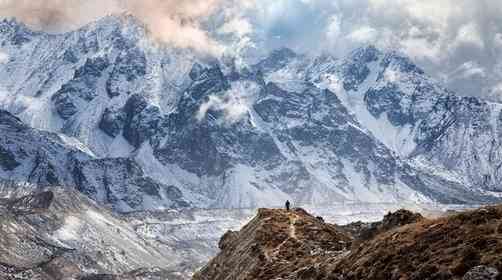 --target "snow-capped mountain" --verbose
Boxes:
[267,46,502,197]
[0,15,501,211]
